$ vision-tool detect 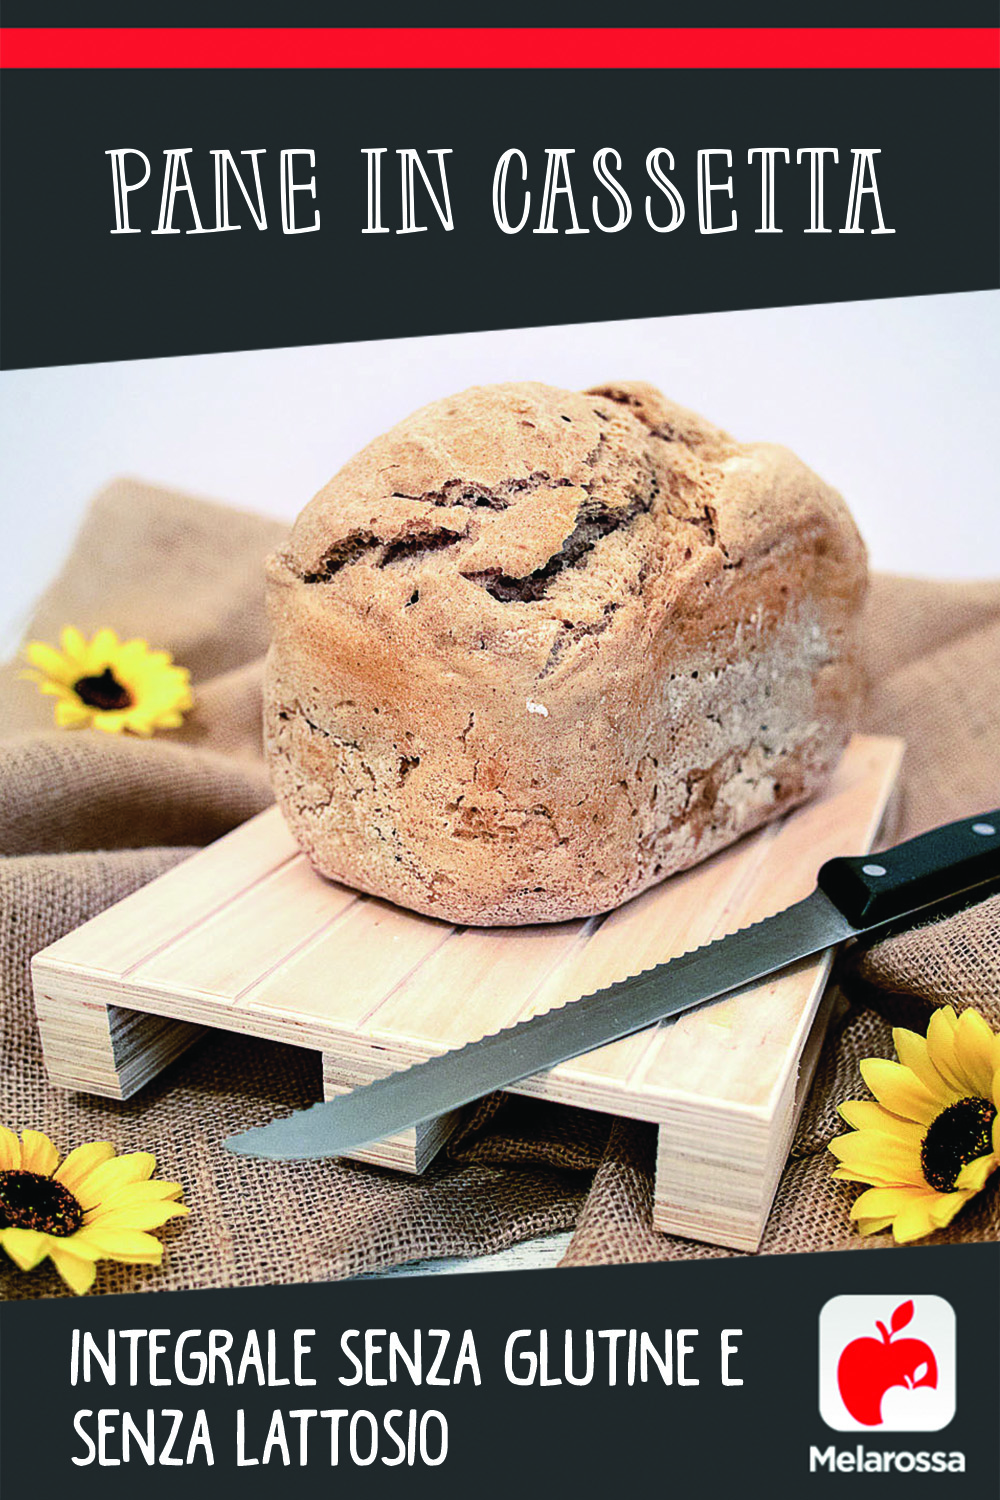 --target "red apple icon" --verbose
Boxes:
[837,1300,938,1426]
